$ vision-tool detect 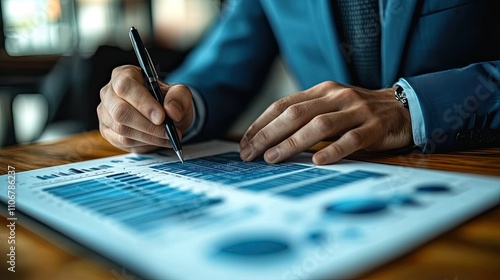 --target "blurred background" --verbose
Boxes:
[0,0,297,148]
